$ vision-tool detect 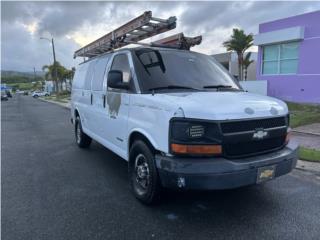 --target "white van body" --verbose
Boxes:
[71,47,298,203]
